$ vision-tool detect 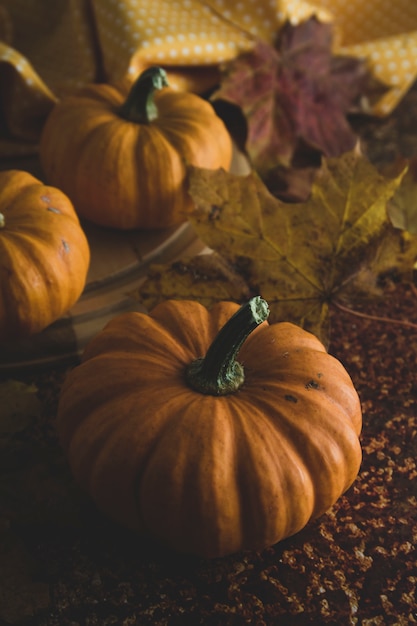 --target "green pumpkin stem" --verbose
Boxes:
[119,66,169,124]
[186,296,269,396]
[0,213,5,228]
